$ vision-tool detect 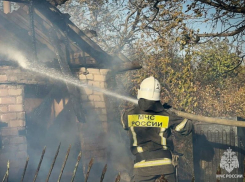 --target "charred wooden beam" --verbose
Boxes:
[0,11,32,53]
[46,0,69,6]
[49,28,86,123]
[32,1,124,68]
[0,9,55,66]
[112,61,142,73]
